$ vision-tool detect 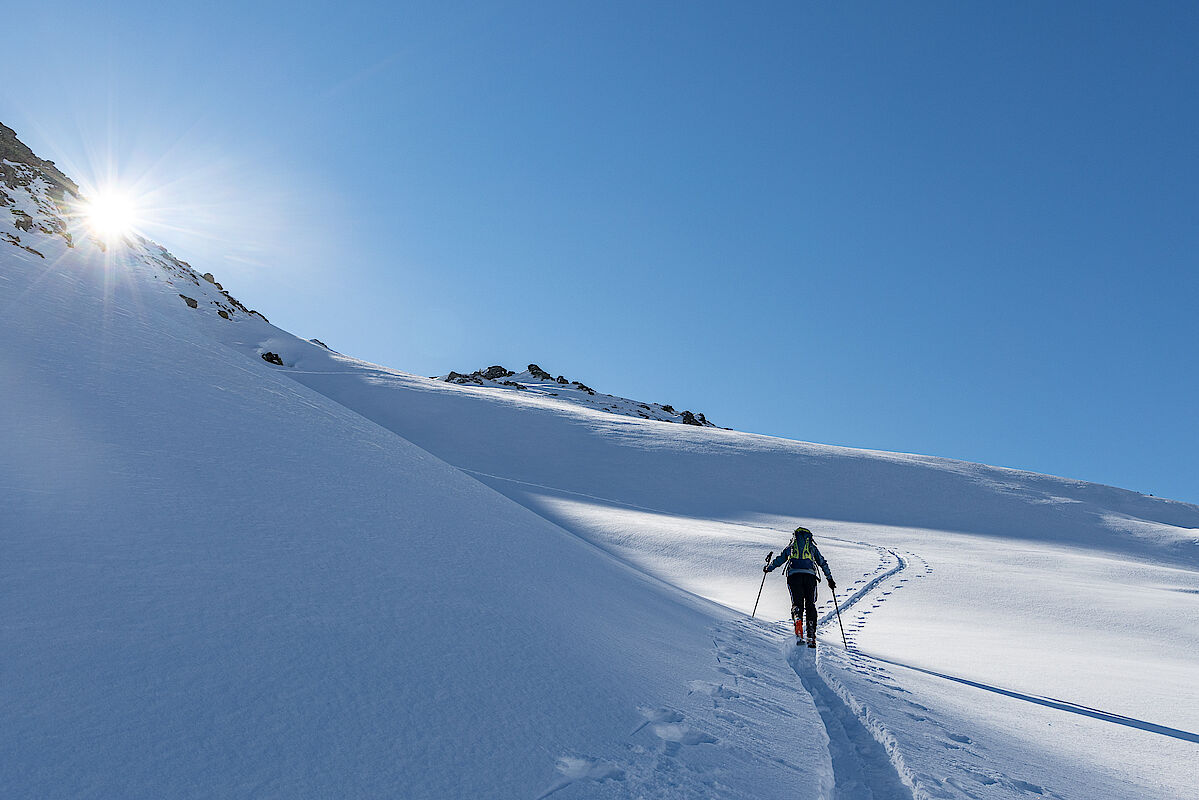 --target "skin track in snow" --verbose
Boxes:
[790,648,914,800]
